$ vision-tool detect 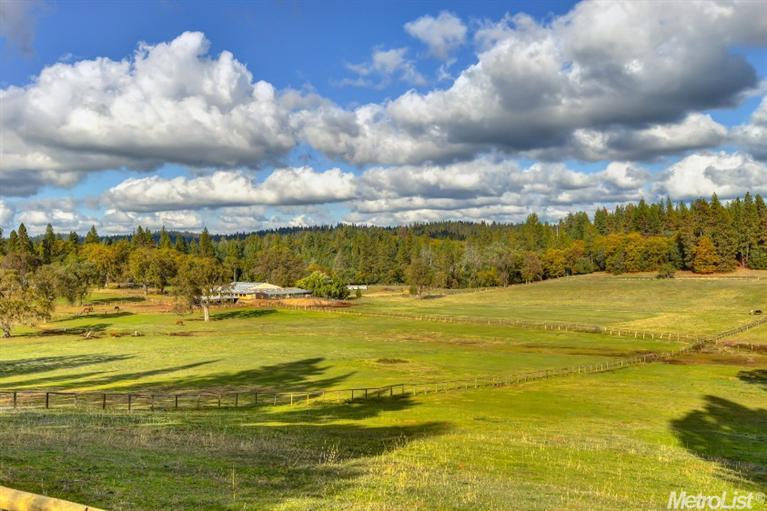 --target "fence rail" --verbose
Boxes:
[2,317,765,414]
[274,305,708,343]
[0,384,409,412]
[0,485,104,511]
